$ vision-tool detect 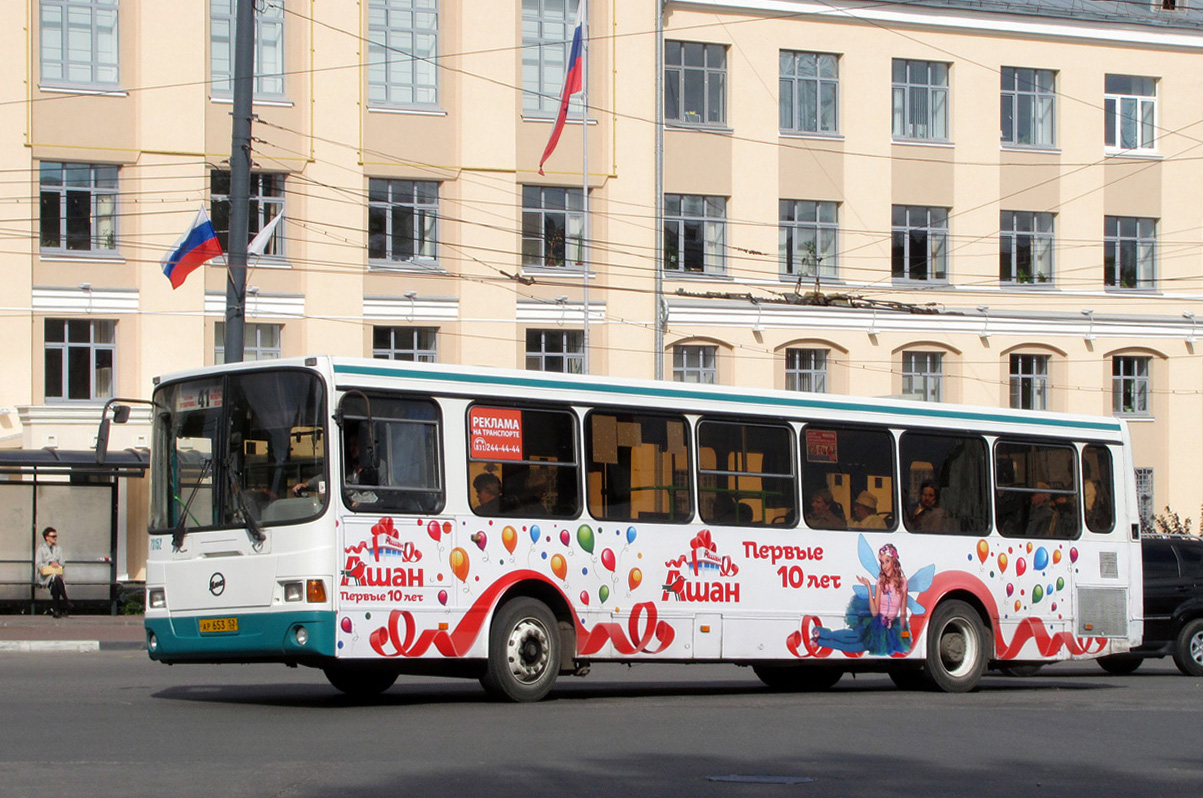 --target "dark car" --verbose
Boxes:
[1098,534,1203,676]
